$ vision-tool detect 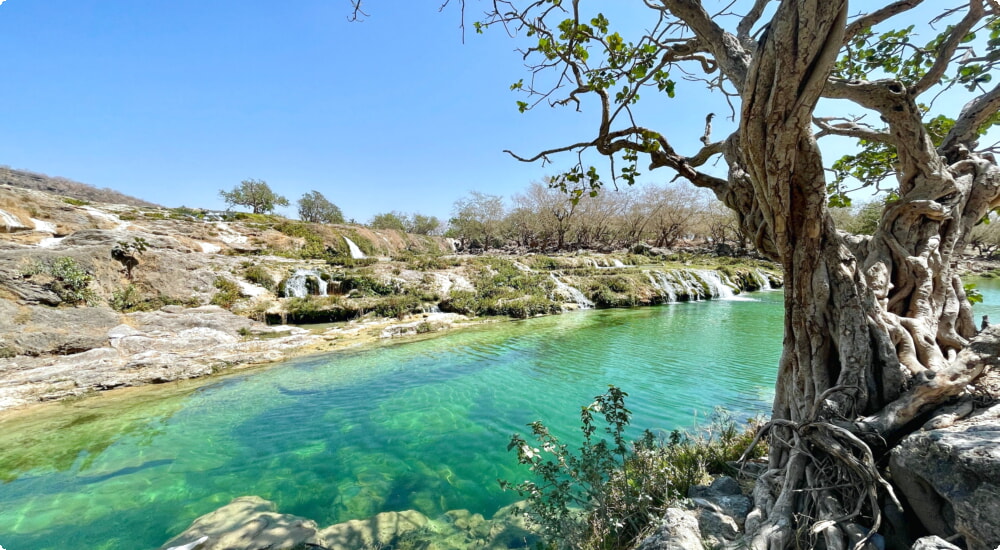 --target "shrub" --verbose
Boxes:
[109,284,146,312]
[243,265,275,291]
[370,295,422,319]
[340,273,399,296]
[23,257,98,305]
[500,388,764,550]
[62,197,89,206]
[210,277,243,309]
